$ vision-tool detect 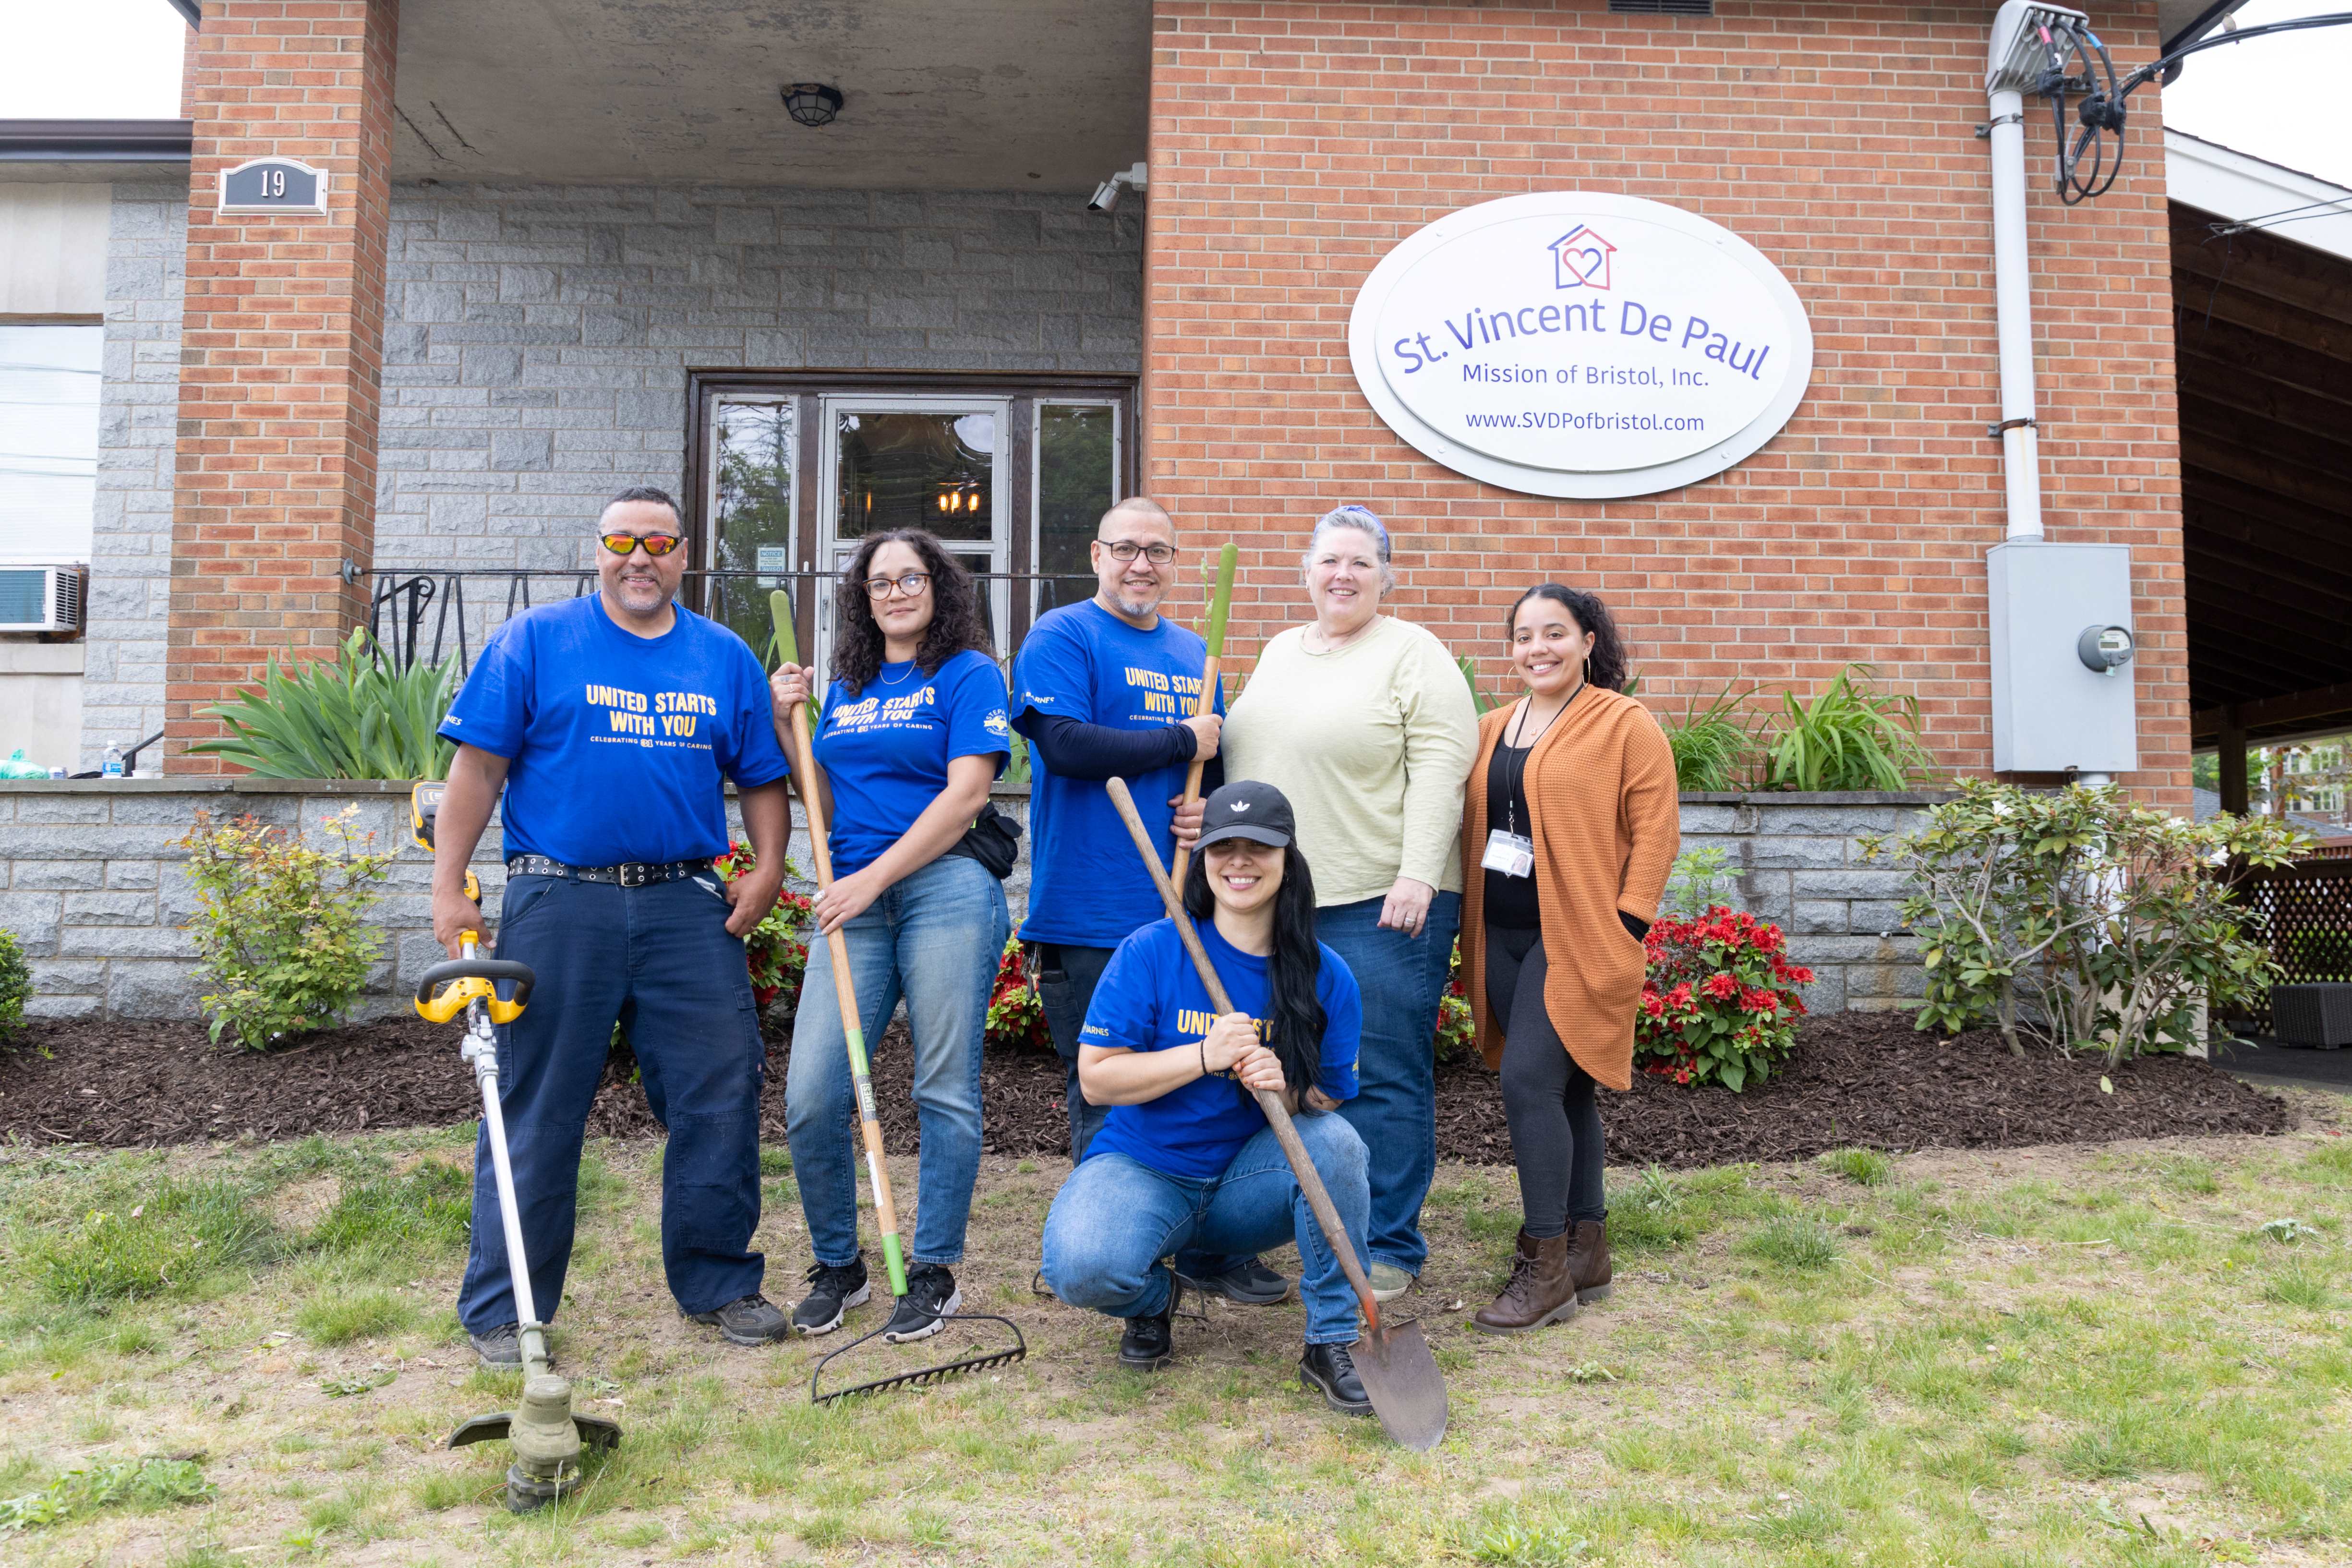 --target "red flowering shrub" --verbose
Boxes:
[712,841,812,1010]
[985,938,1054,1054]
[1433,938,1477,1067]
[1636,905,1814,1091]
